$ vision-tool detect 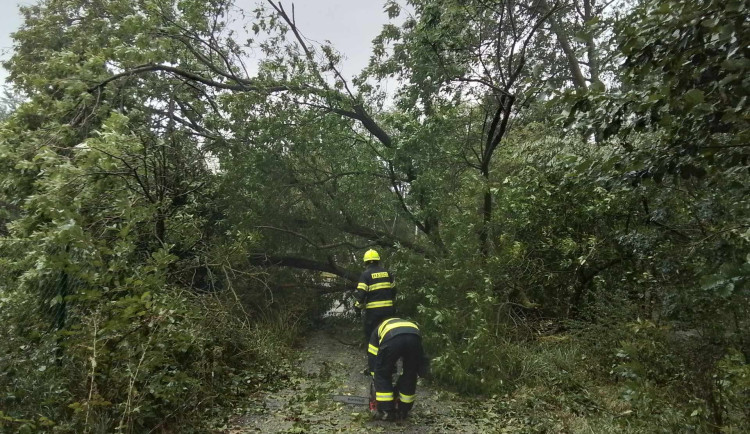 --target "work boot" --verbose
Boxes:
[373,410,399,421]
